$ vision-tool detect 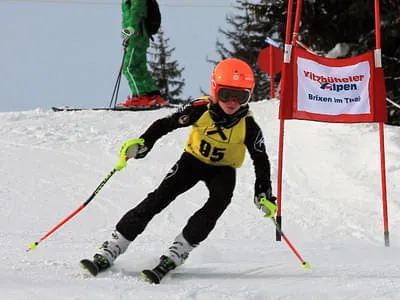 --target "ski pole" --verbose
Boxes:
[109,45,127,108]
[270,216,311,269]
[26,168,117,252]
